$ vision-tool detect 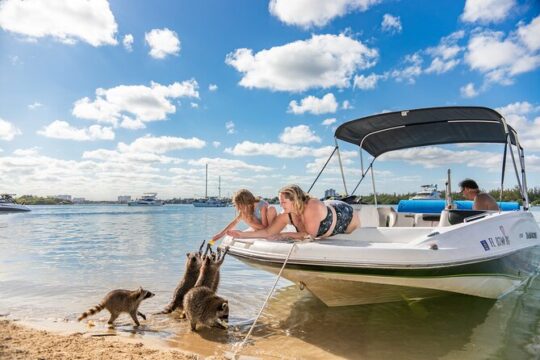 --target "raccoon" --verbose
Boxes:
[183,286,229,331]
[78,287,155,327]
[157,251,202,315]
[195,246,228,291]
